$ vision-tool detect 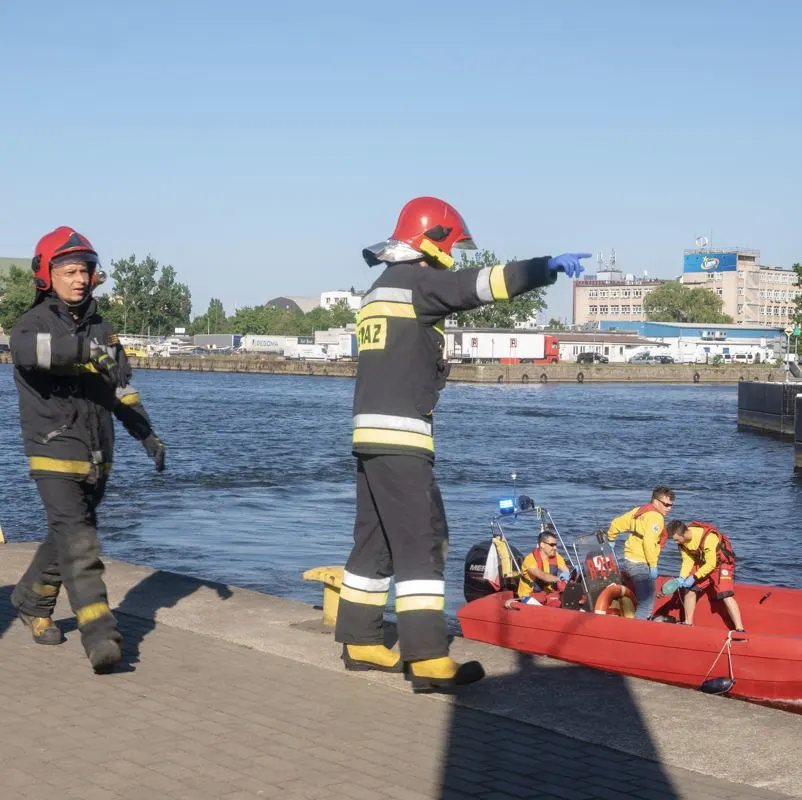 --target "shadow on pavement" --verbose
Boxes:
[0,586,16,641]
[112,571,234,663]
[58,570,234,666]
[437,650,681,800]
